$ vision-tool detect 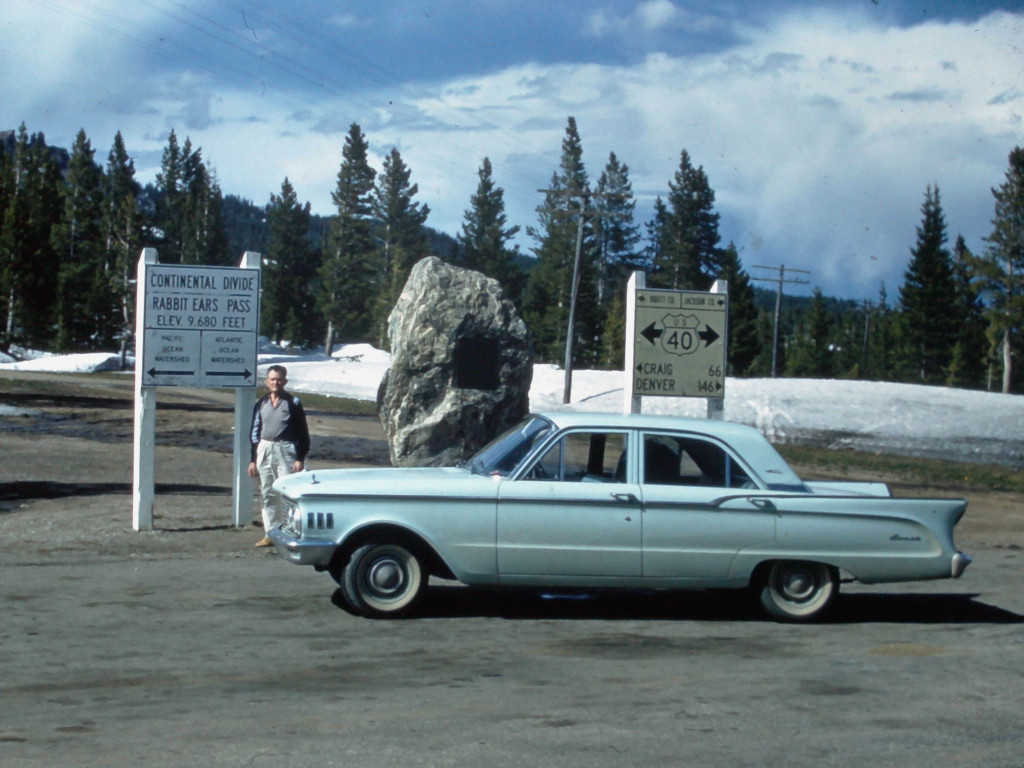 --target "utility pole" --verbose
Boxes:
[752,264,810,378]
[856,298,878,378]
[538,188,629,403]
